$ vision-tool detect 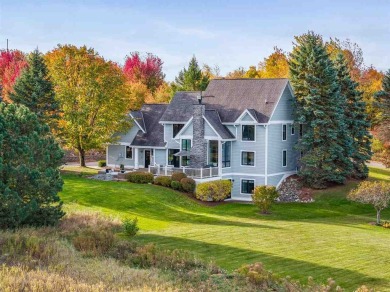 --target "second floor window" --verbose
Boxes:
[173,124,184,138]
[241,151,255,166]
[181,139,191,151]
[222,141,231,168]
[282,124,287,141]
[242,125,255,141]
